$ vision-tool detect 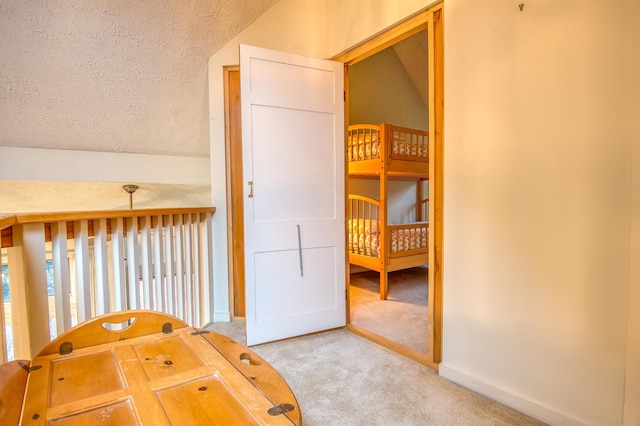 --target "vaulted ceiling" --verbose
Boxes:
[393,31,428,107]
[0,0,279,157]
